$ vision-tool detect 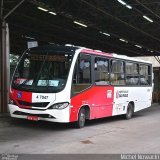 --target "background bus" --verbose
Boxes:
[9,45,153,128]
